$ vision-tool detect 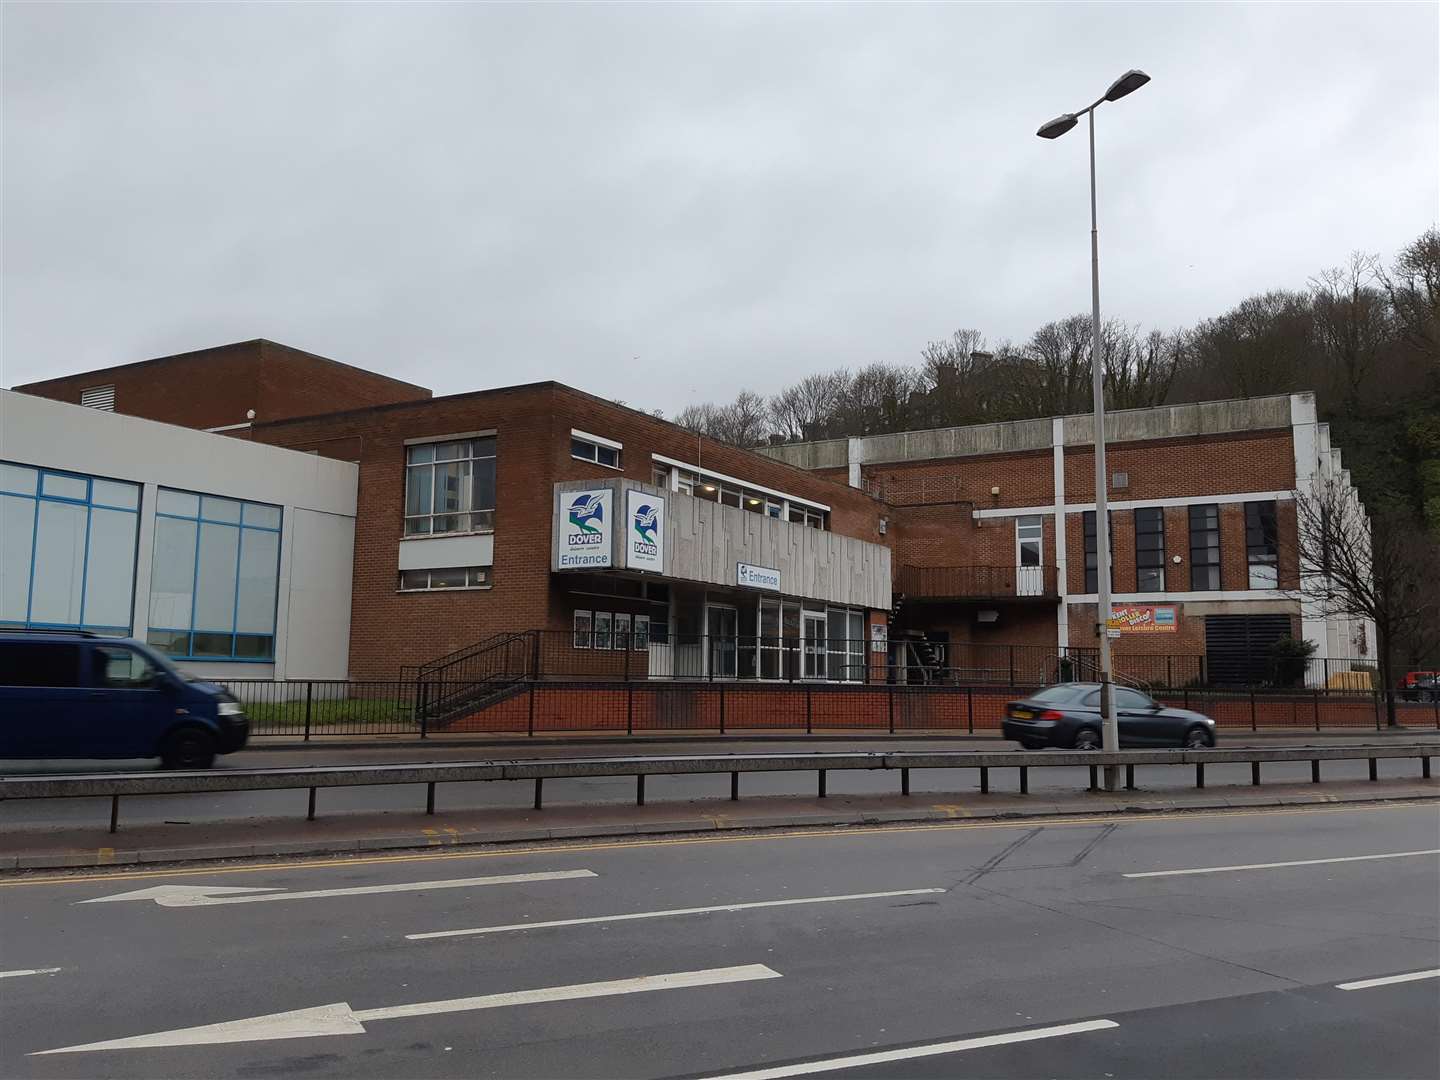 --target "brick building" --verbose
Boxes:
[11,341,1371,689]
